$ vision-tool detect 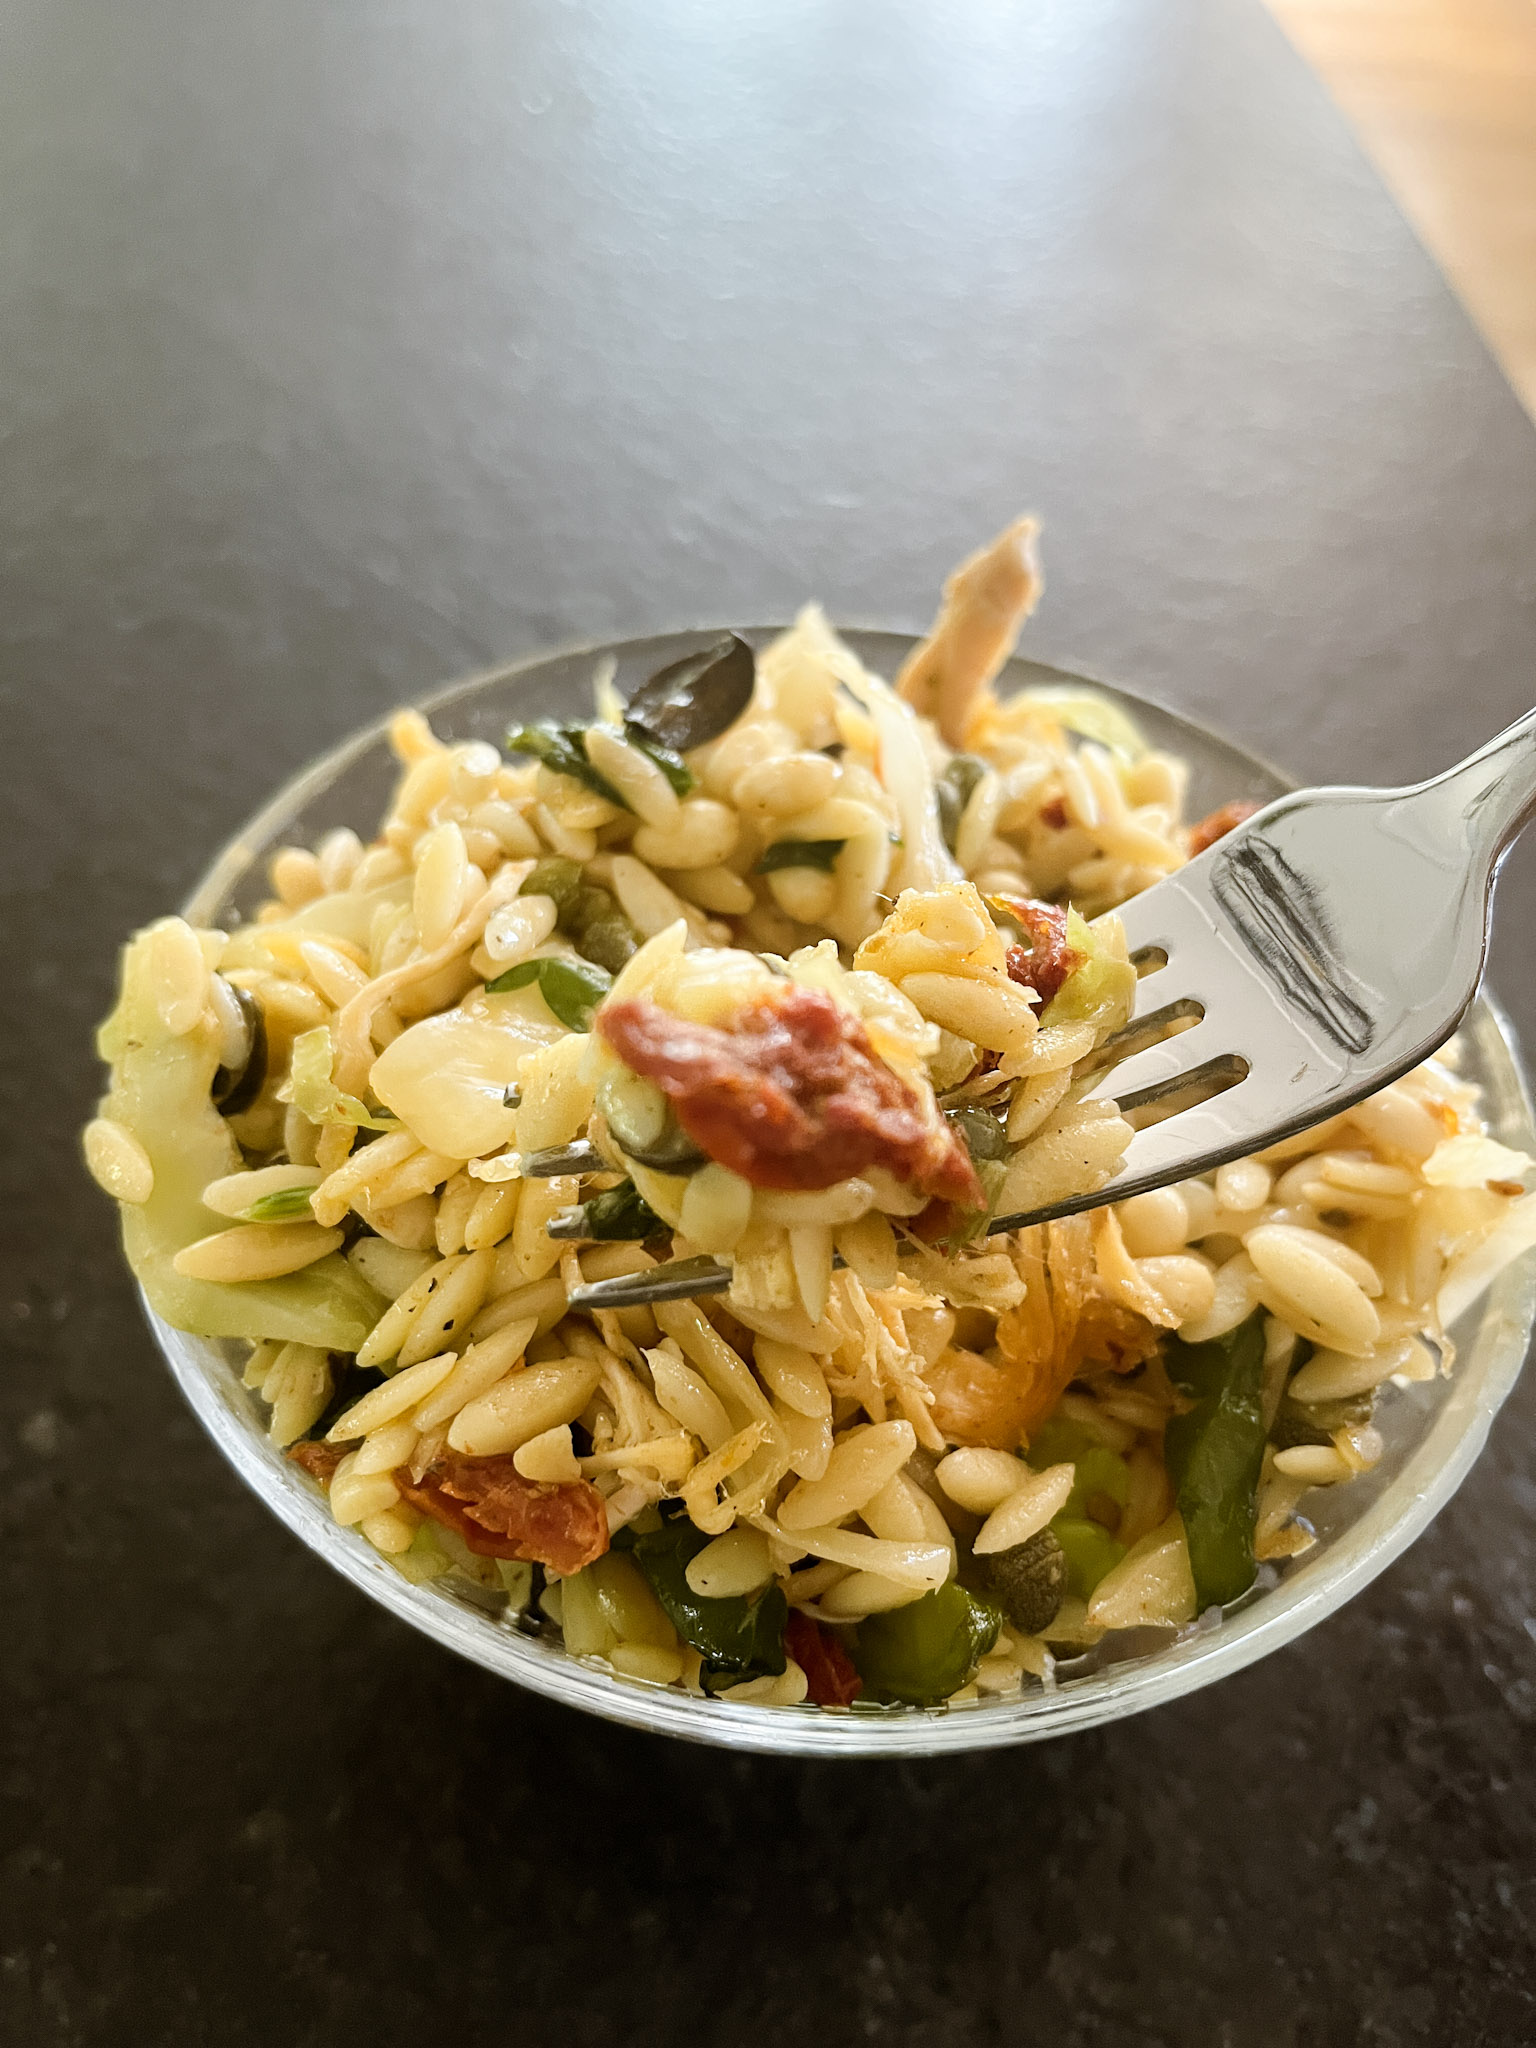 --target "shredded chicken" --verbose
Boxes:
[896,516,1043,747]
[922,1217,1161,1447]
